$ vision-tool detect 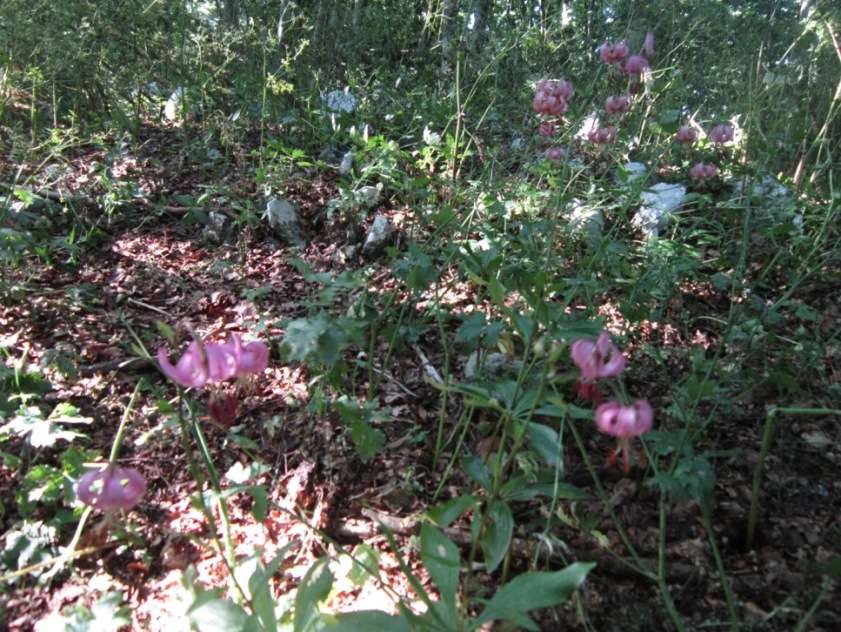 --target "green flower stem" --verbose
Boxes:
[176,390,244,601]
[701,505,739,630]
[189,410,238,569]
[658,499,688,632]
[107,381,141,464]
[571,420,686,631]
[566,419,655,581]
[747,406,841,551]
